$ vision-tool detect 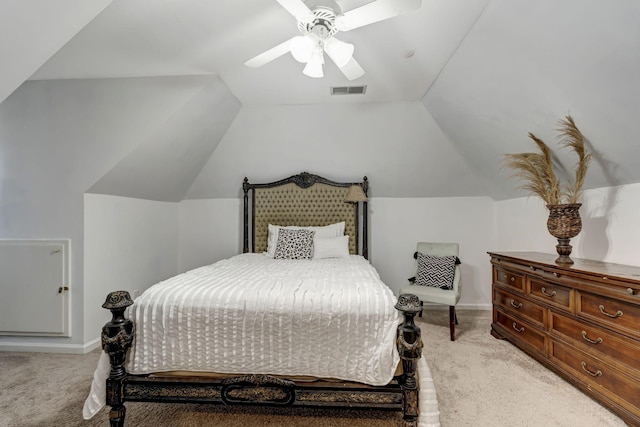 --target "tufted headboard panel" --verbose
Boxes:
[242,172,369,258]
